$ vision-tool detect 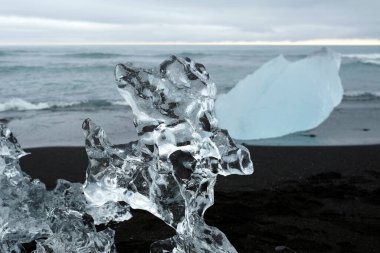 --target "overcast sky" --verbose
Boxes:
[0,0,379,45]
